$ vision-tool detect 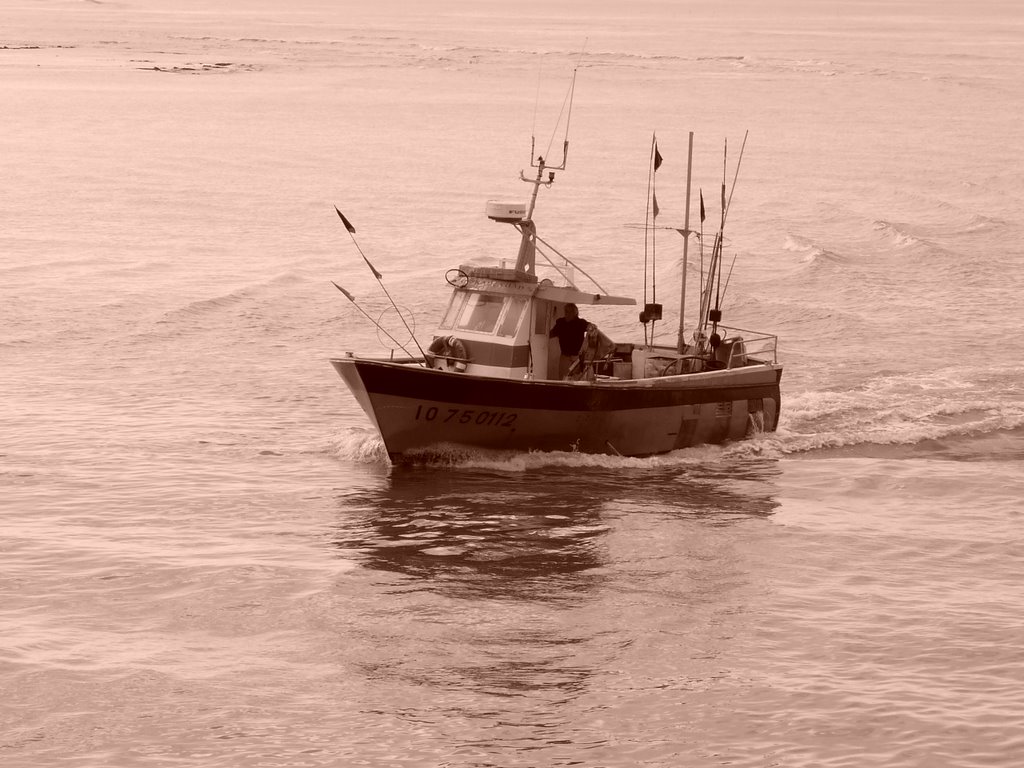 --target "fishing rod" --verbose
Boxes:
[722,130,748,229]
[676,131,694,354]
[697,131,749,342]
[718,254,738,308]
[698,188,706,343]
[712,130,749,330]
[333,206,428,362]
[710,131,749,340]
[714,138,727,325]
